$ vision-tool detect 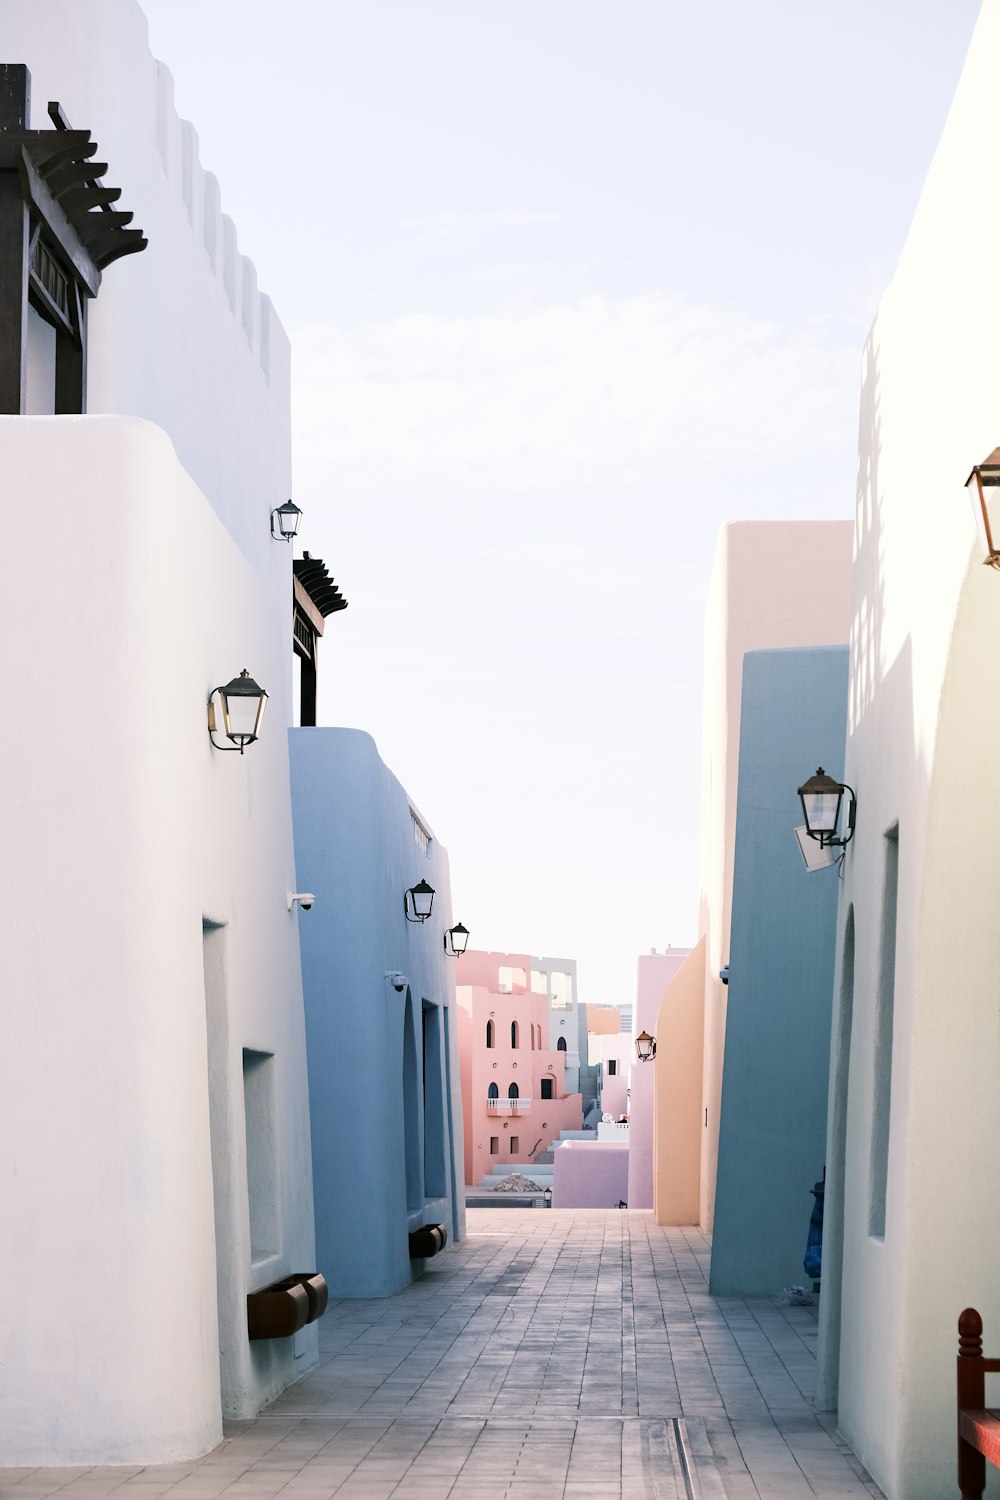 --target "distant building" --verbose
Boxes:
[628,950,691,1208]
[456,950,583,1185]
